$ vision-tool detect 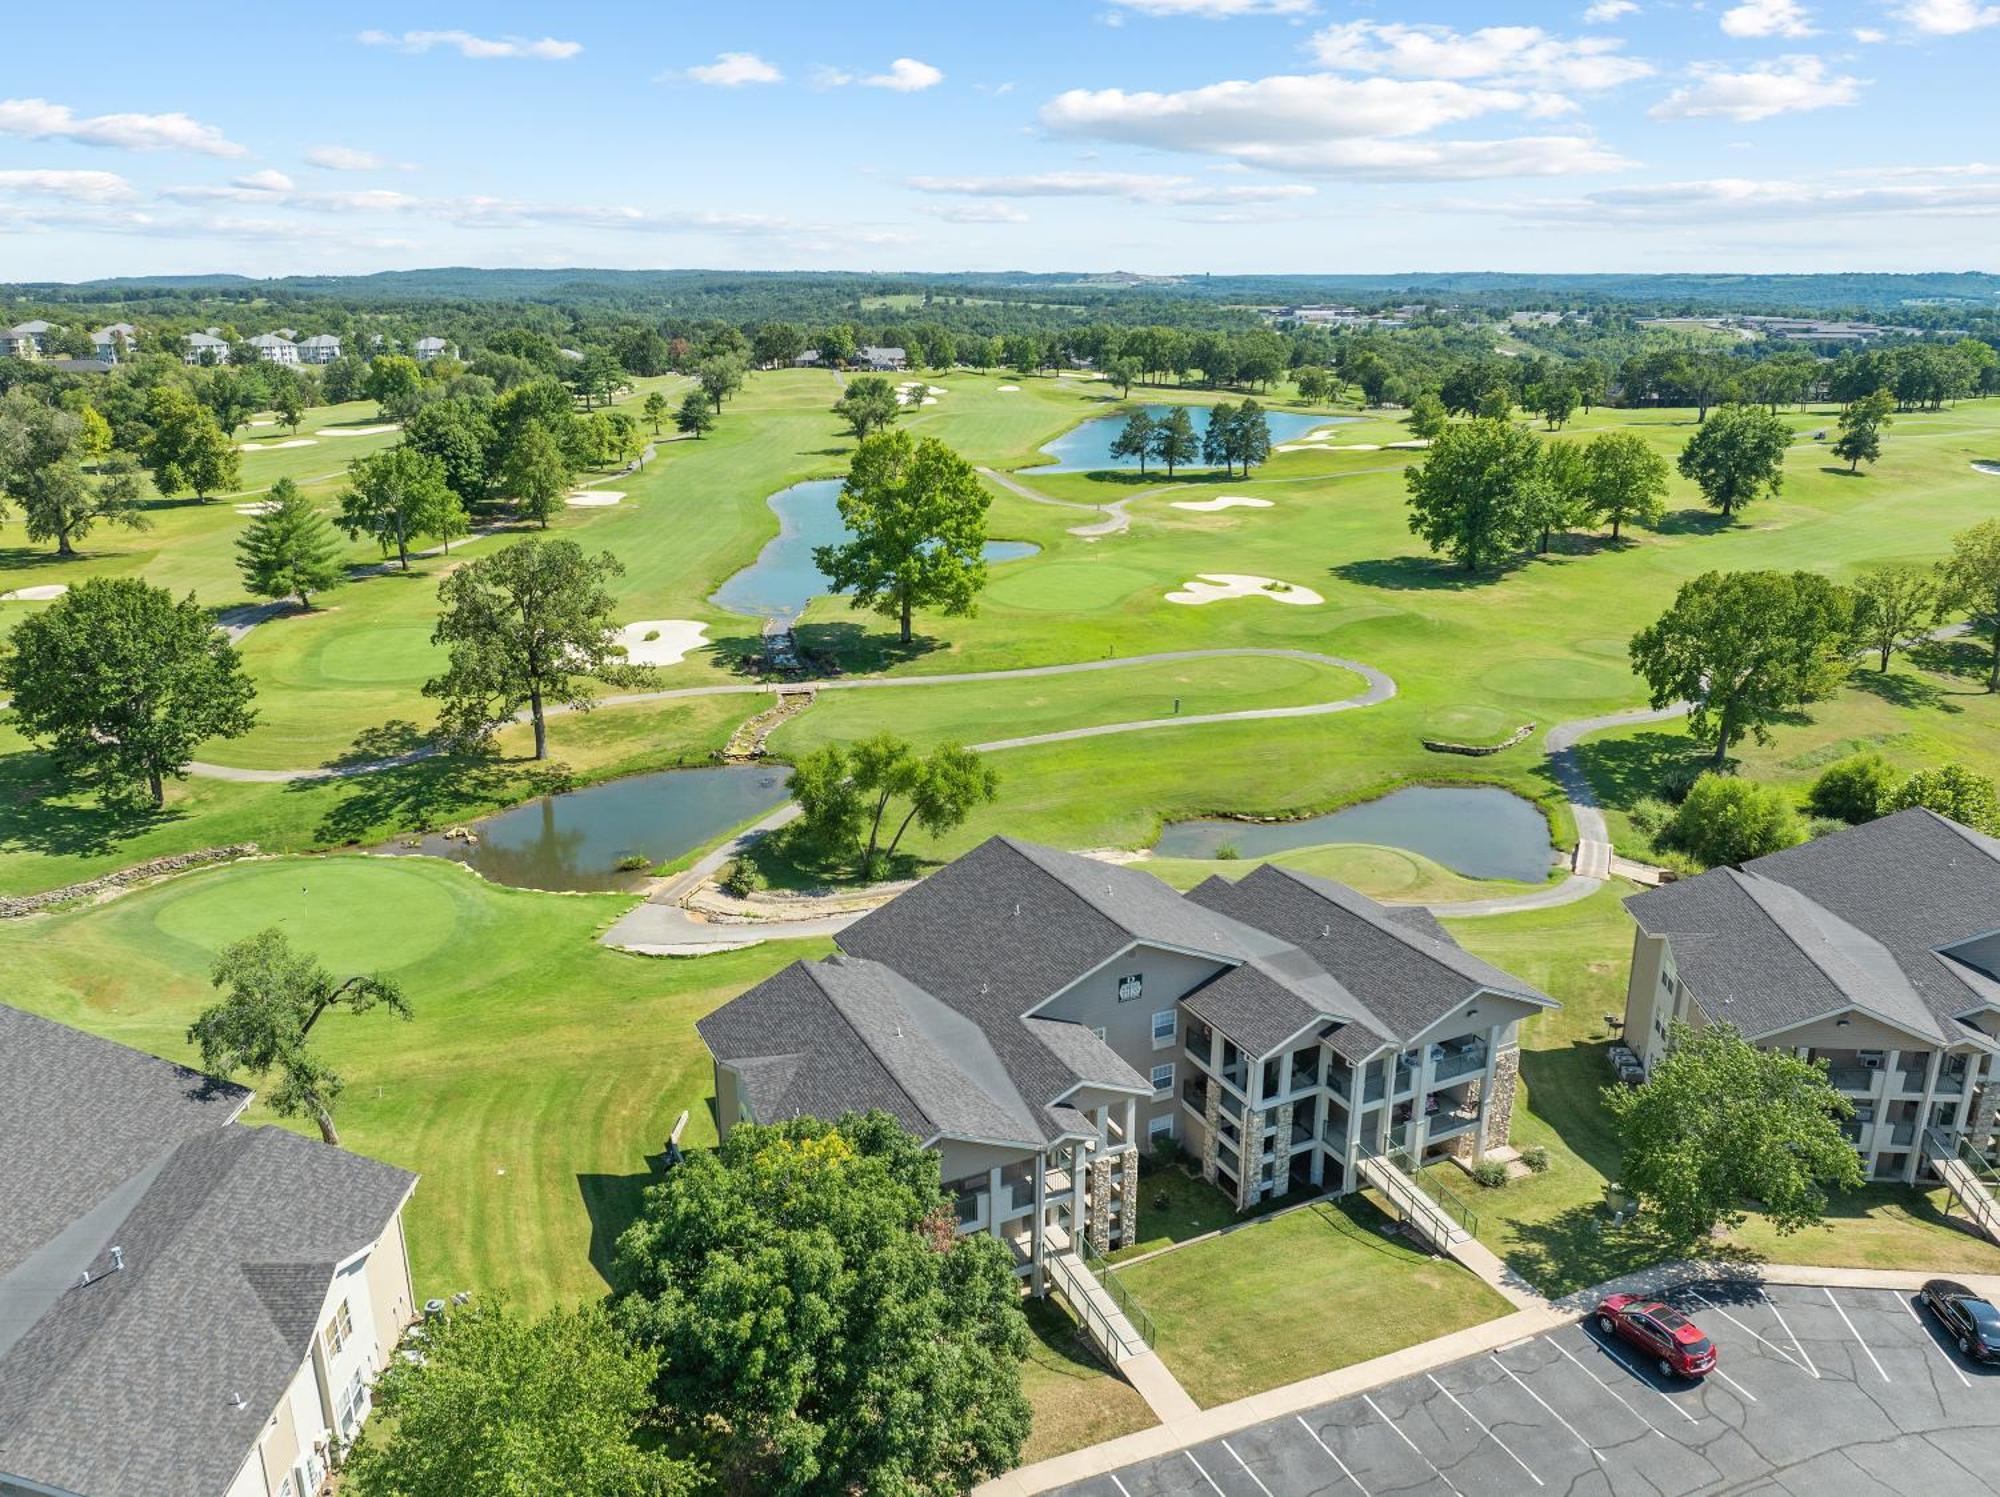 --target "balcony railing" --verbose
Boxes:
[1894,1065,1929,1094]
[1430,1045,1488,1085]
[1937,1070,1969,1096]
[1826,1065,1876,1092]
